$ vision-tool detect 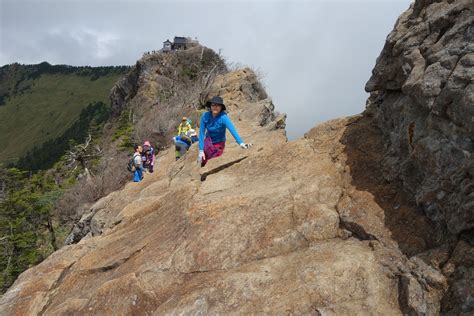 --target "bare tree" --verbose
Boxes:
[63,134,102,178]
